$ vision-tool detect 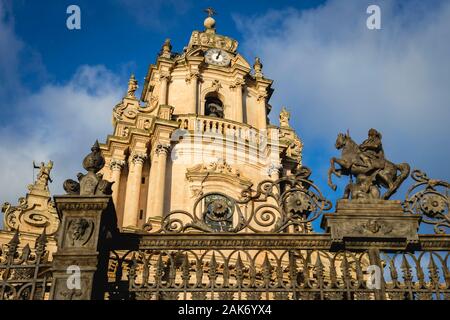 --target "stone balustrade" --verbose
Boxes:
[176,115,262,144]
